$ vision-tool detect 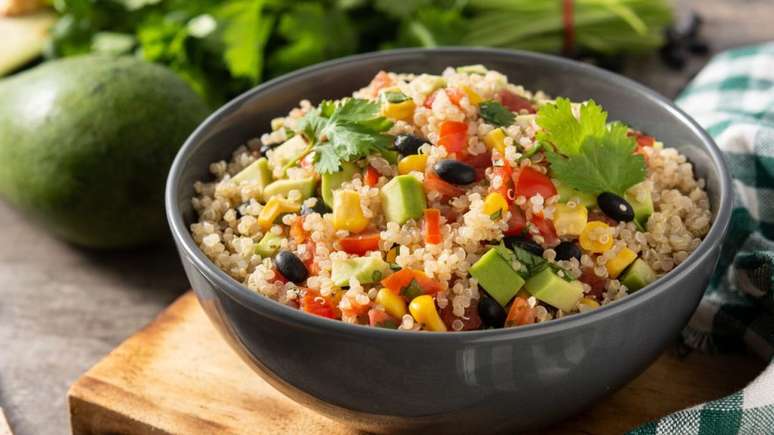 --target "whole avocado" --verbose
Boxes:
[0,55,209,248]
